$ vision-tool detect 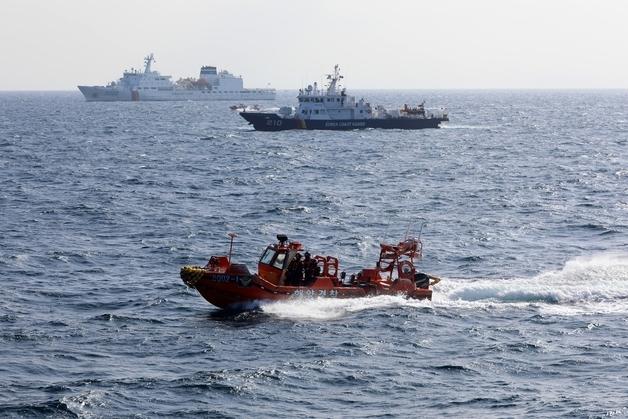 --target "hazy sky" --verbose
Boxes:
[1,0,627,90]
